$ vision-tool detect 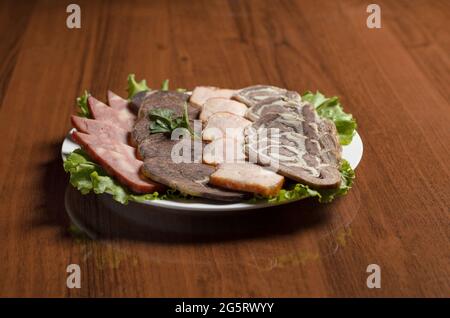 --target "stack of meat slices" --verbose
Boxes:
[70,91,164,194]
[69,84,343,202]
